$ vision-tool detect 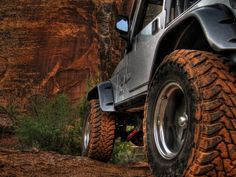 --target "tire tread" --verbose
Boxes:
[86,100,115,162]
[144,50,236,176]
